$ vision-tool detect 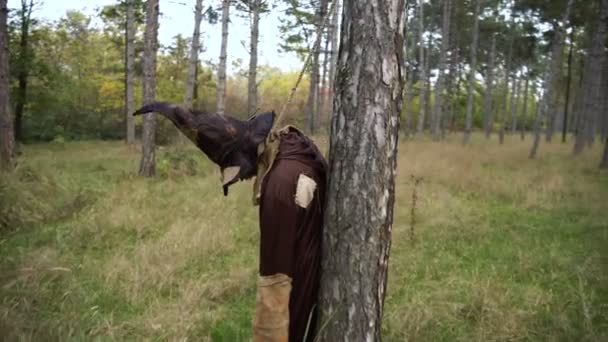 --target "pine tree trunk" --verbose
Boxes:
[464,0,482,144]
[306,0,327,134]
[509,75,520,133]
[217,0,230,115]
[562,29,574,143]
[139,0,159,177]
[416,0,426,135]
[319,26,330,125]
[520,77,529,140]
[484,35,496,139]
[0,0,13,170]
[317,1,406,340]
[185,0,203,109]
[432,0,451,140]
[405,56,415,136]
[125,0,136,144]
[247,0,260,116]
[573,0,607,155]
